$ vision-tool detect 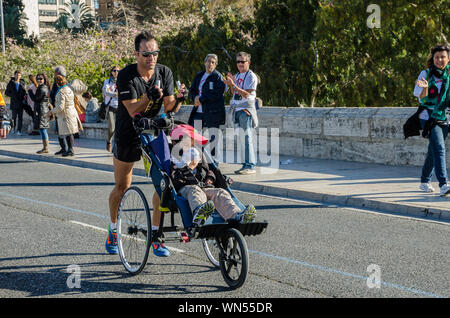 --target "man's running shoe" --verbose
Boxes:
[236,204,257,223]
[105,224,118,254]
[152,231,170,257]
[192,201,215,225]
